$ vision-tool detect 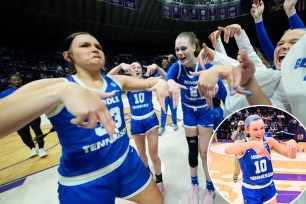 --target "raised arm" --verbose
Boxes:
[143,64,167,79]
[251,0,275,63]
[198,43,239,69]
[284,0,305,29]
[107,63,131,75]
[209,30,227,56]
